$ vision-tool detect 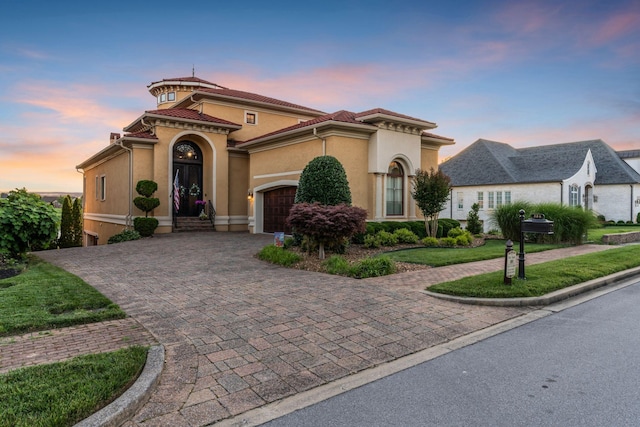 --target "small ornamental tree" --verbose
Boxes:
[287,203,367,259]
[0,188,59,258]
[58,195,74,248]
[295,156,352,206]
[466,202,482,235]
[411,168,452,237]
[133,180,160,237]
[72,197,83,247]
